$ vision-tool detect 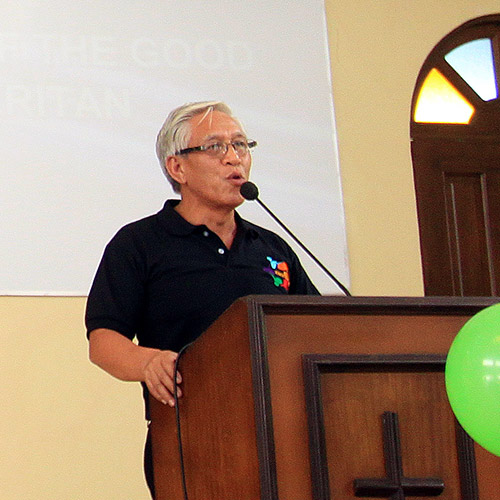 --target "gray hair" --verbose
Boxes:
[155,101,243,193]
